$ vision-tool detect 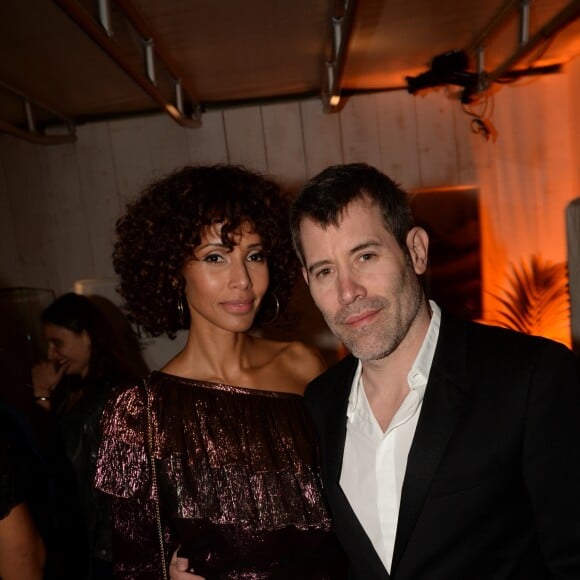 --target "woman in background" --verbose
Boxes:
[32,292,146,579]
[96,165,345,579]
